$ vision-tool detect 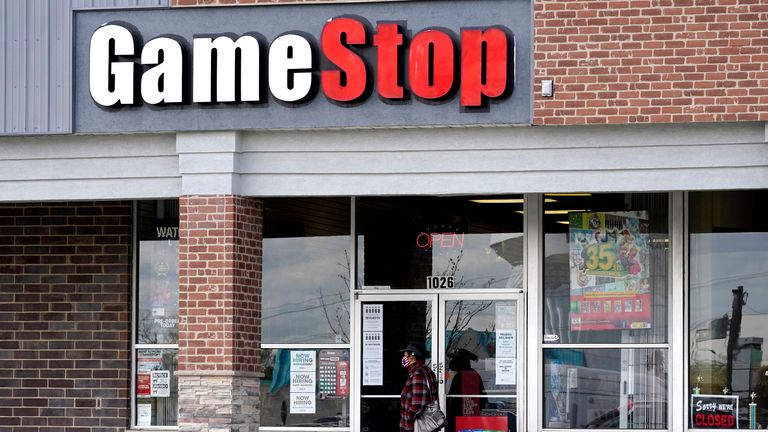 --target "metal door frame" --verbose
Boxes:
[353,289,525,432]
[353,291,439,432]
